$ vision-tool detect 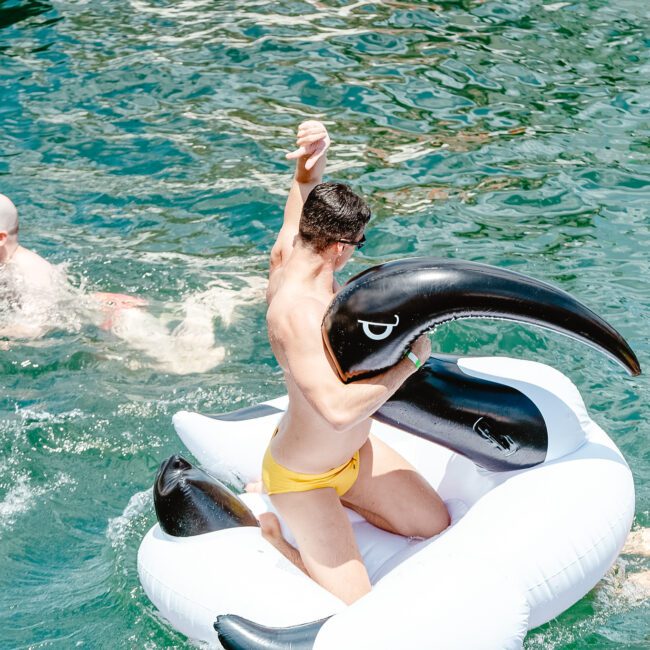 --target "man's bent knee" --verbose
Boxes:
[398,506,450,539]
